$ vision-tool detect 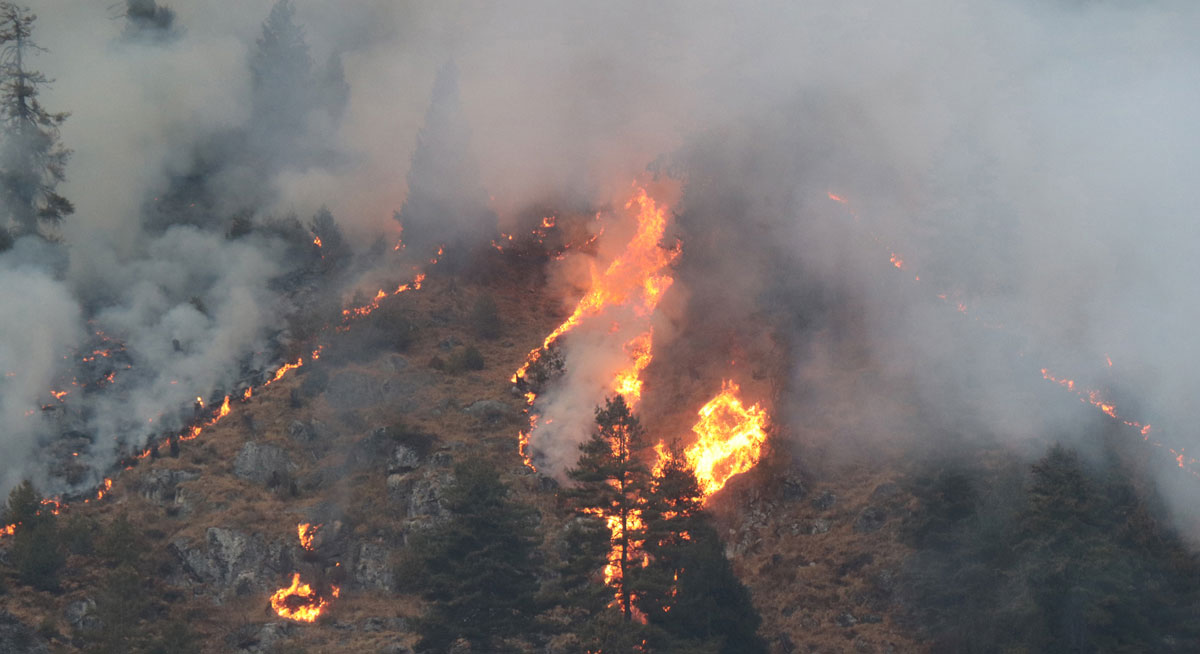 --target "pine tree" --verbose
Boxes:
[397,457,541,652]
[637,444,768,654]
[4,480,64,591]
[395,61,497,268]
[566,395,652,621]
[122,0,179,42]
[0,3,71,239]
[249,0,312,155]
